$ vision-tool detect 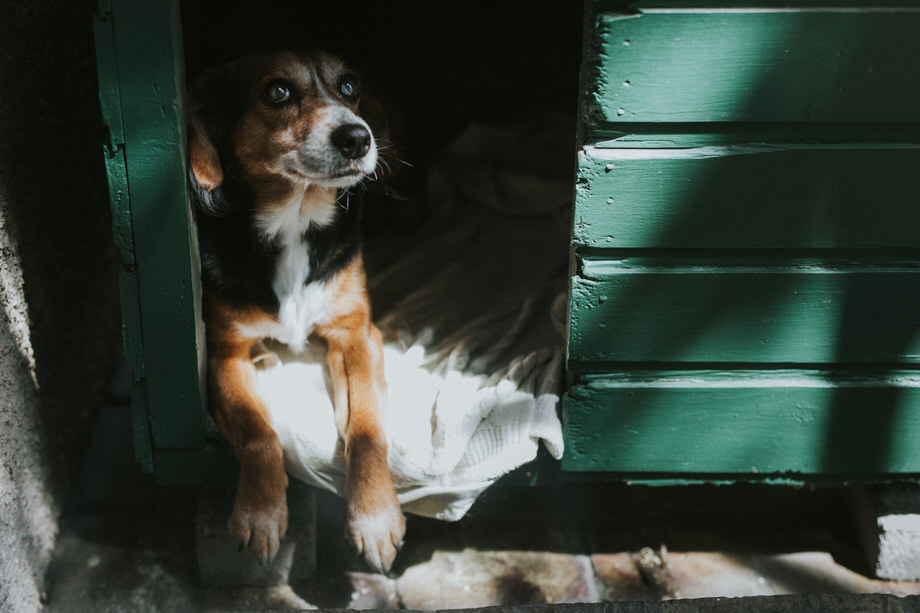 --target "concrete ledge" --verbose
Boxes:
[309,594,920,613]
[852,485,920,581]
